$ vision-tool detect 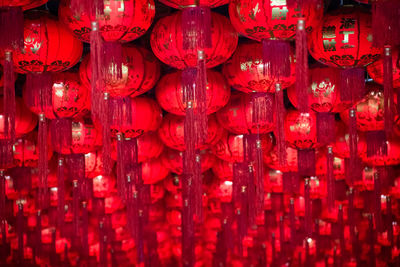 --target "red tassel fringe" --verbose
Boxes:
[340,68,365,104]
[70,0,104,18]
[38,114,48,210]
[57,157,65,236]
[275,85,287,167]
[372,0,400,48]
[103,42,123,81]
[3,52,15,141]
[0,7,23,51]
[348,108,359,185]
[317,112,335,145]
[182,7,212,50]
[297,149,315,177]
[383,46,394,138]
[304,179,312,237]
[366,130,387,157]
[374,171,382,233]
[90,21,104,120]
[296,18,309,113]
[327,146,335,211]
[262,39,291,79]
[50,118,72,152]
